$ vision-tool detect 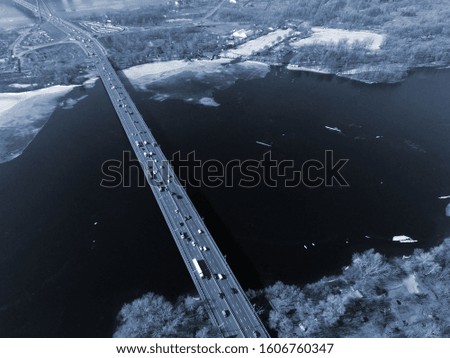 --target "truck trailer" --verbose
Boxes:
[192,258,205,279]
